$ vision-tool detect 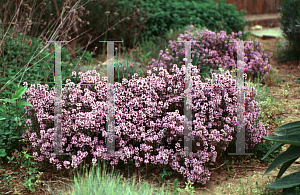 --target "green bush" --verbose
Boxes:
[79,0,146,50]
[278,0,300,61]
[0,27,97,91]
[0,26,96,156]
[0,27,56,156]
[0,86,32,159]
[8,0,247,58]
[0,0,145,56]
[136,0,247,42]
